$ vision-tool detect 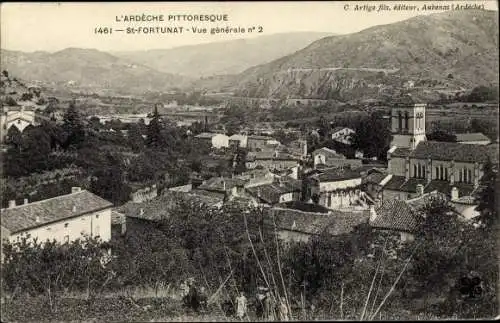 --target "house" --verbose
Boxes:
[1,187,113,260]
[194,132,229,149]
[311,147,361,169]
[305,167,370,210]
[267,206,369,243]
[129,184,158,203]
[115,189,224,236]
[228,134,248,148]
[384,103,497,202]
[1,106,38,143]
[312,147,345,168]
[245,177,302,206]
[245,151,301,171]
[247,135,275,151]
[331,127,355,145]
[455,133,491,145]
[197,176,246,199]
[361,168,391,201]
